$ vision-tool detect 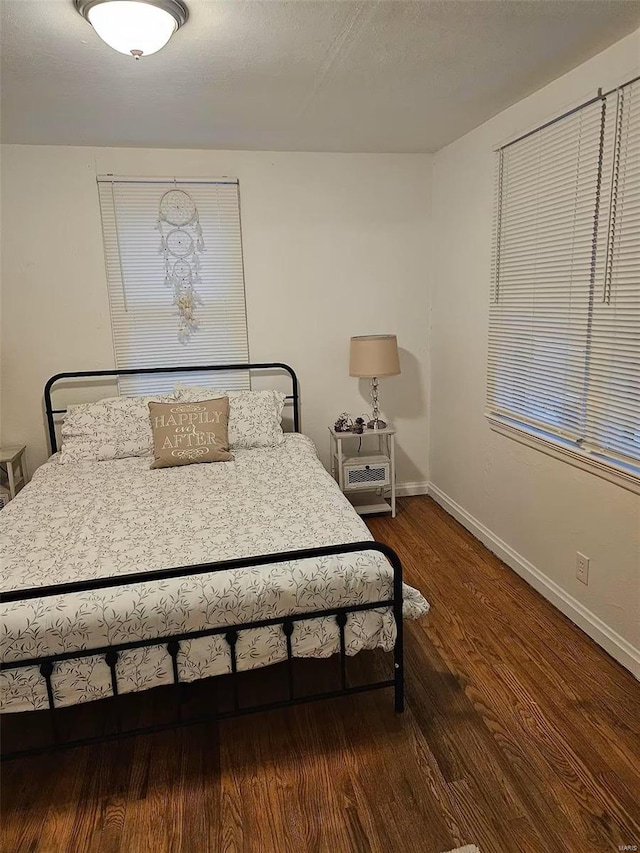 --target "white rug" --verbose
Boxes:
[443,846,480,853]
